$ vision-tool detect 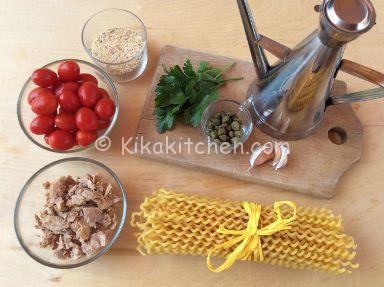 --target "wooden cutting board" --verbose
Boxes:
[135,45,363,198]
